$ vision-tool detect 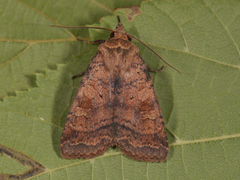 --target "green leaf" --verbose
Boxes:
[0,0,142,97]
[1,0,240,180]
